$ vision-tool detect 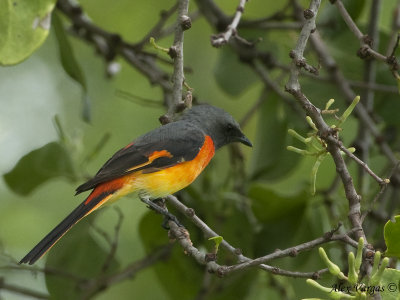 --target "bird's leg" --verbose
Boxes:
[152,197,166,207]
[140,196,182,228]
